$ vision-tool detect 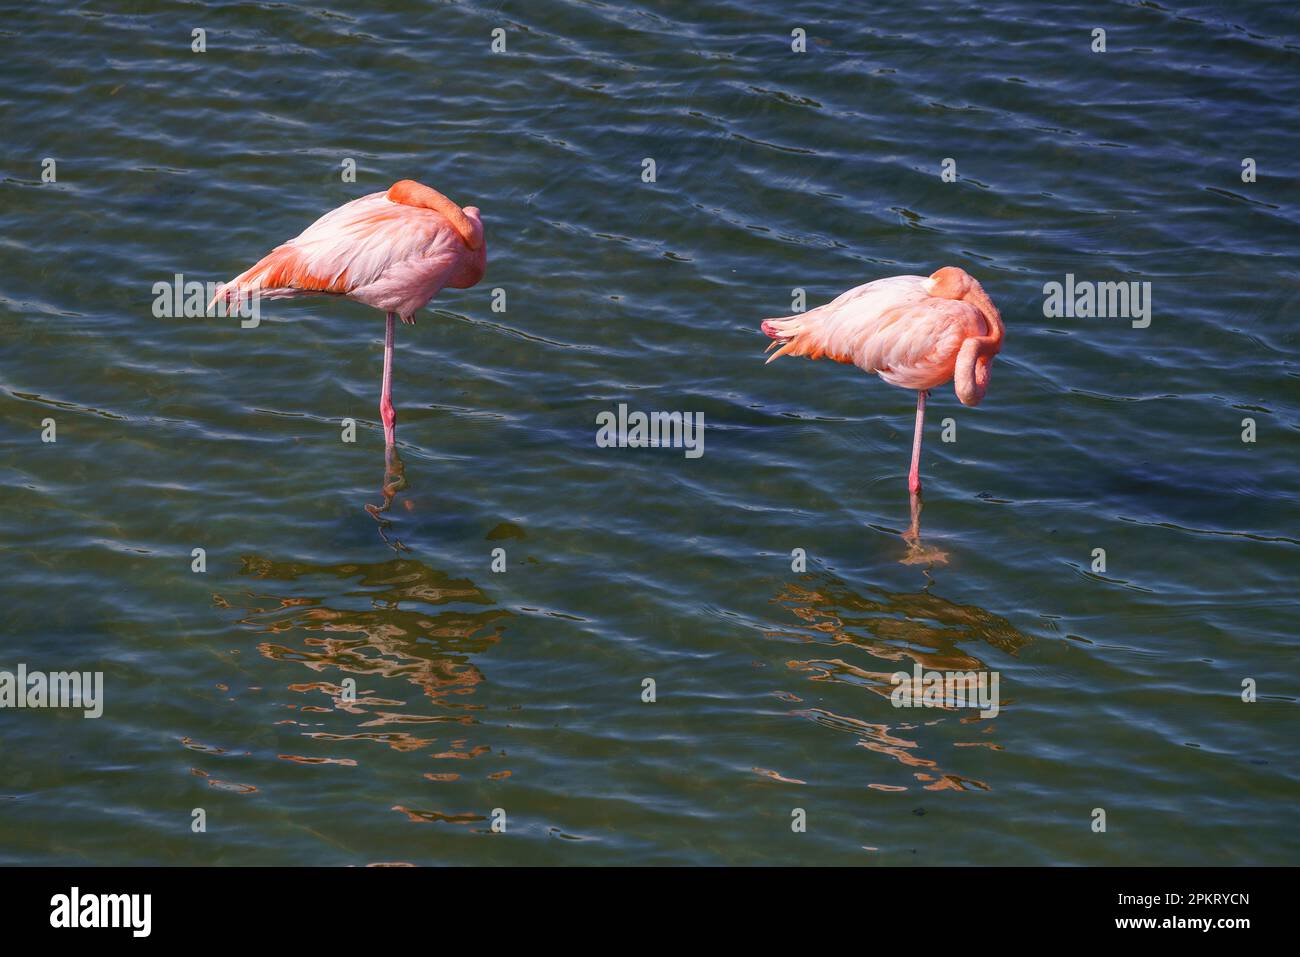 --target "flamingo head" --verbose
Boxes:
[922,265,976,299]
